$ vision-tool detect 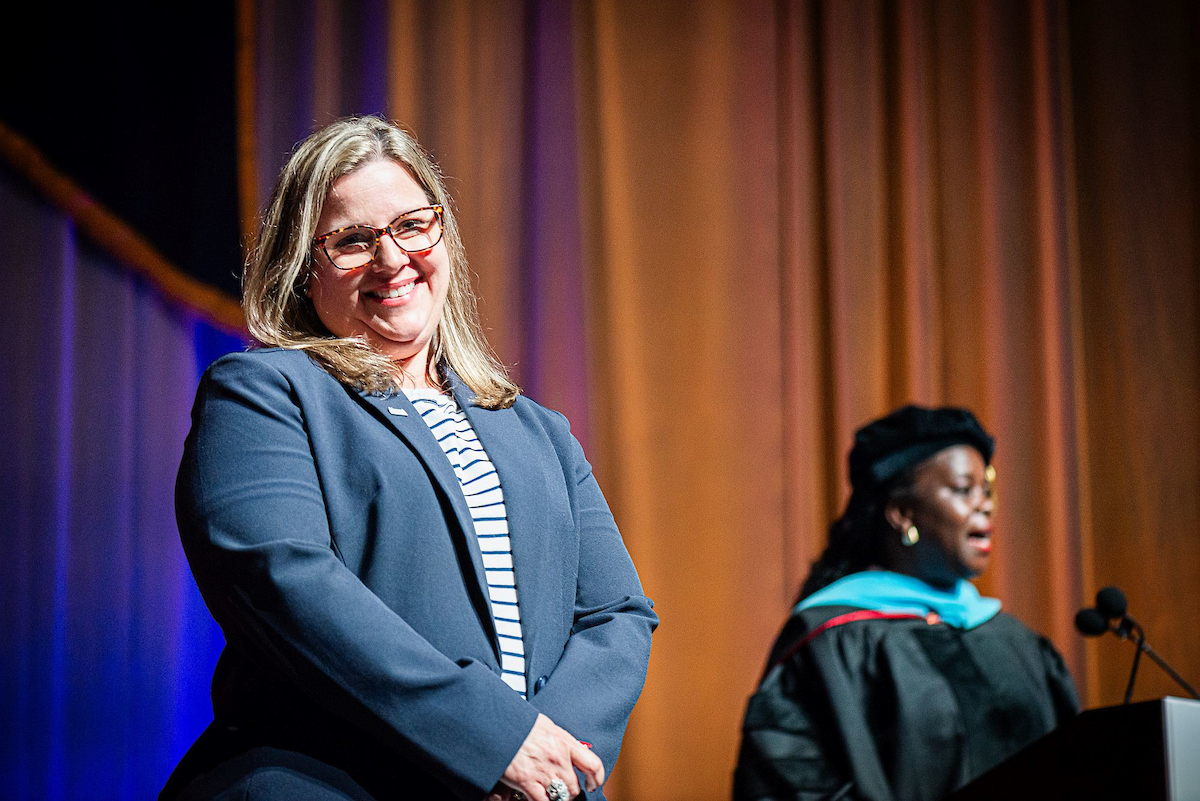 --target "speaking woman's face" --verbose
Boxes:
[308,159,450,374]
[891,445,995,586]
